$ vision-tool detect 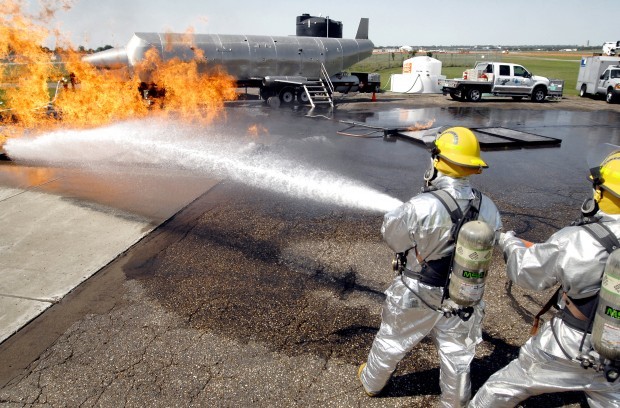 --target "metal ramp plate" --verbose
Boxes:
[337,121,439,142]
[471,127,561,148]
[337,122,561,149]
[397,127,561,149]
[337,121,385,138]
